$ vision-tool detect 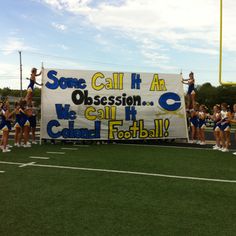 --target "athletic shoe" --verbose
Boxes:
[32,141,37,144]
[196,141,201,145]
[27,142,31,145]
[221,148,229,152]
[14,143,20,147]
[2,149,11,153]
[7,144,13,148]
[188,140,194,144]
[23,144,31,148]
[200,142,206,145]
[213,146,220,150]
[233,152,236,155]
